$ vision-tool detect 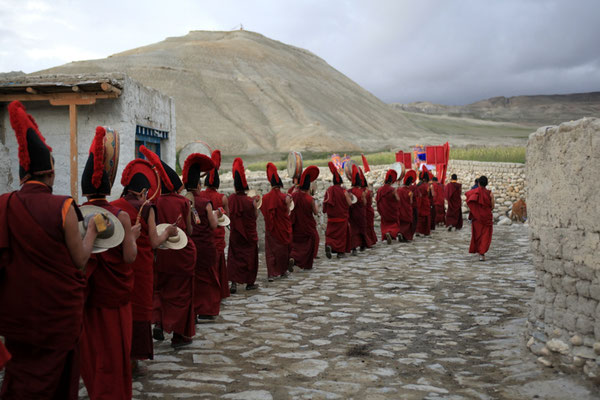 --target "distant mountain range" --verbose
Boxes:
[392,92,600,126]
